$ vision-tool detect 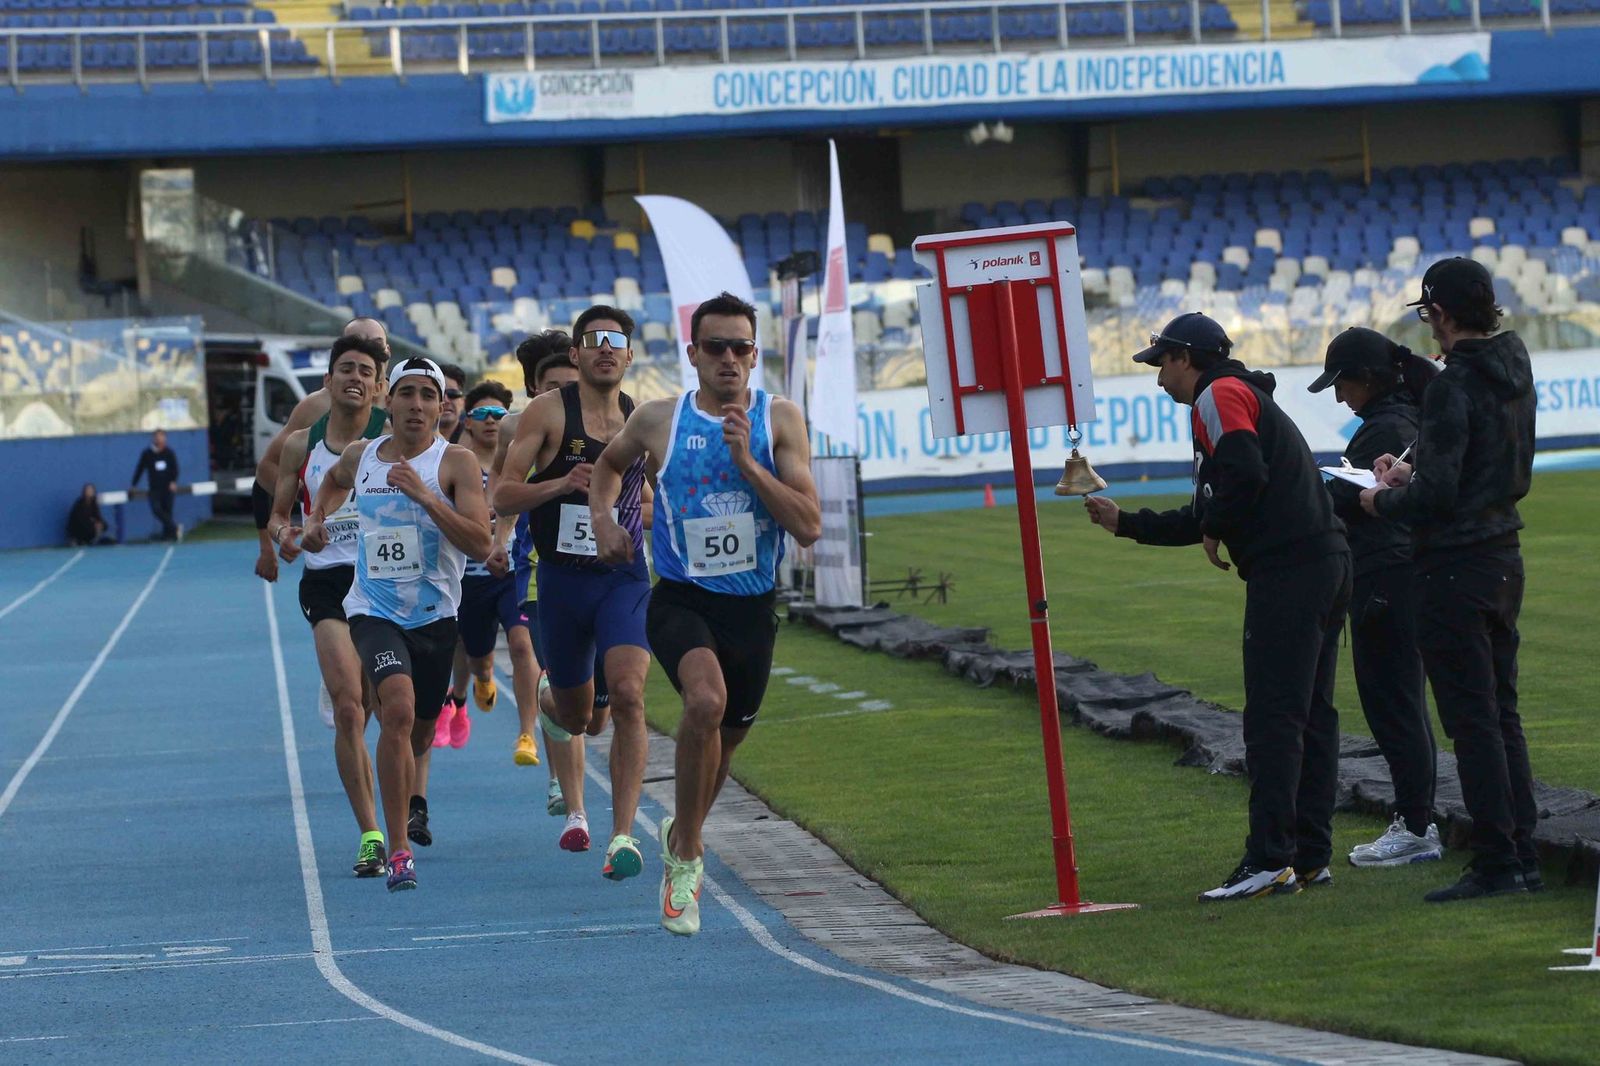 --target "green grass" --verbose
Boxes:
[639,468,1600,1064]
